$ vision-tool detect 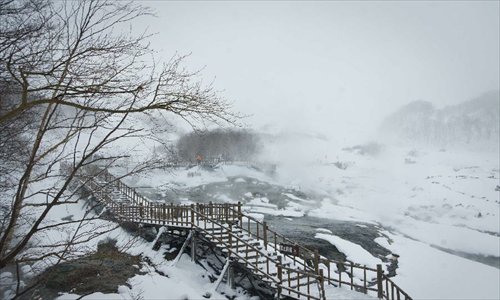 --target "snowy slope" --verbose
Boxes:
[264,134,499,299]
